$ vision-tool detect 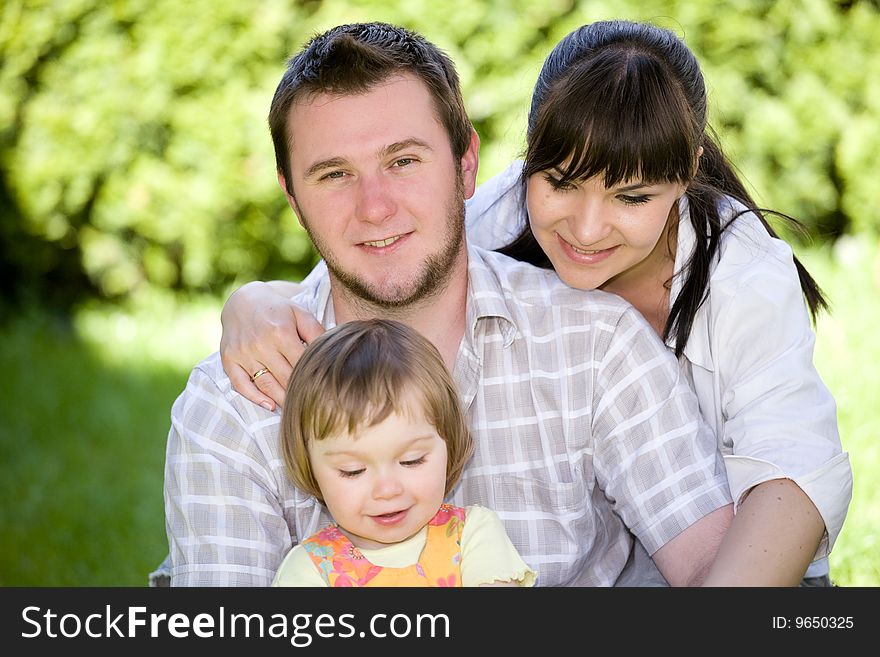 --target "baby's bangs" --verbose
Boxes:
[304,359,403,441]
